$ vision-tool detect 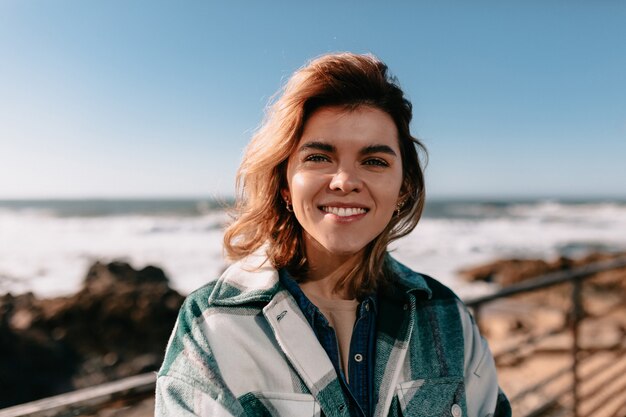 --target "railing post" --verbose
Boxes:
[571,277,583,417]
